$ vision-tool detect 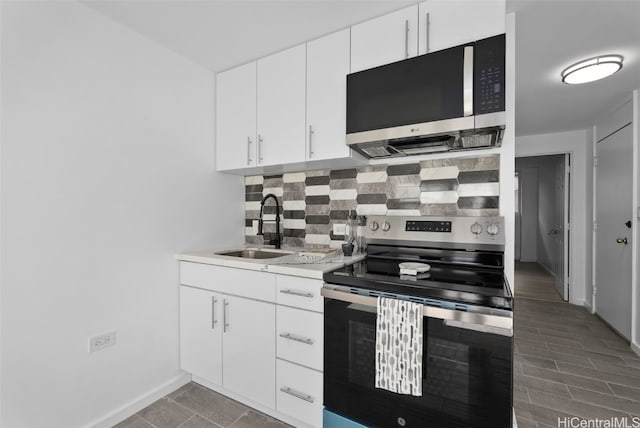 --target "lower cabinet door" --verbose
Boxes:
[276,359,323,428]
[222,295,276,409]
[180,286,223,385]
